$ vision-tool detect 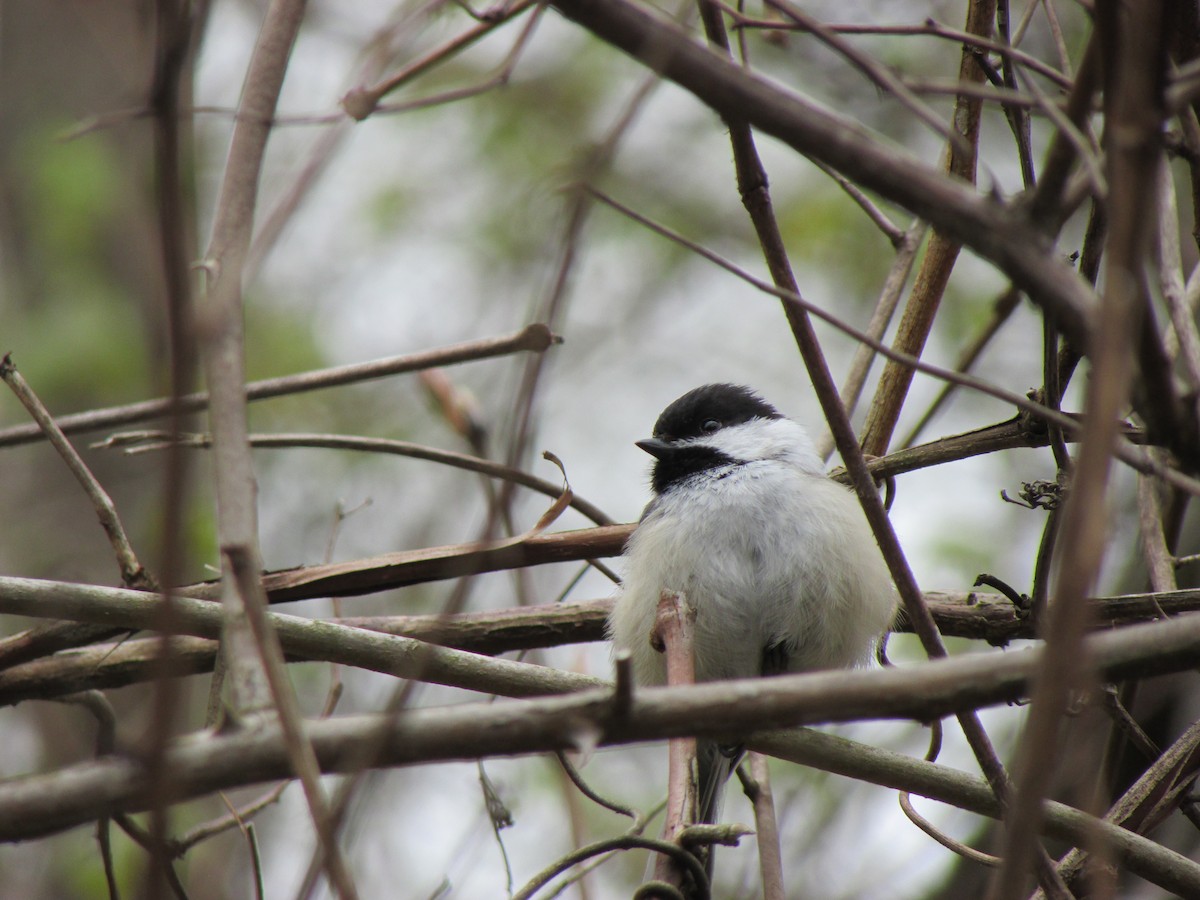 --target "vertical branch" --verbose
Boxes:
[197,0,307,715]
[191,0,355,892]
[996,0,1036,189]
[1155,156,1200,397]
[651,590,702,893]
[1137,475,1177,595]
[990,4,1169,898]
[141,0,204,889]
[859,0,995,457]
[688,5,1052,891]
[816,220,927,461]
[226,547,358,899]
[739,754,785,900]
[1029,34,1100,225]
